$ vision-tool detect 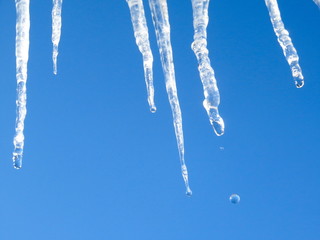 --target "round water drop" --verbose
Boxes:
[150,106,157,113]
[229,194,240,204]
